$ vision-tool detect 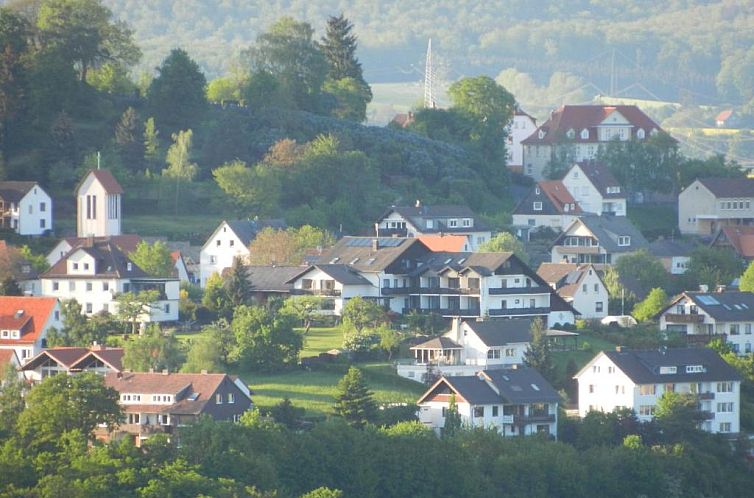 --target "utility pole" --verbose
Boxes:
[610,49,616,97]
[424,38,435,109]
